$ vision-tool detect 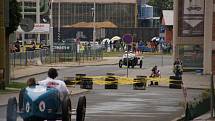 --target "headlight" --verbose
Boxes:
[39,101,46,112]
